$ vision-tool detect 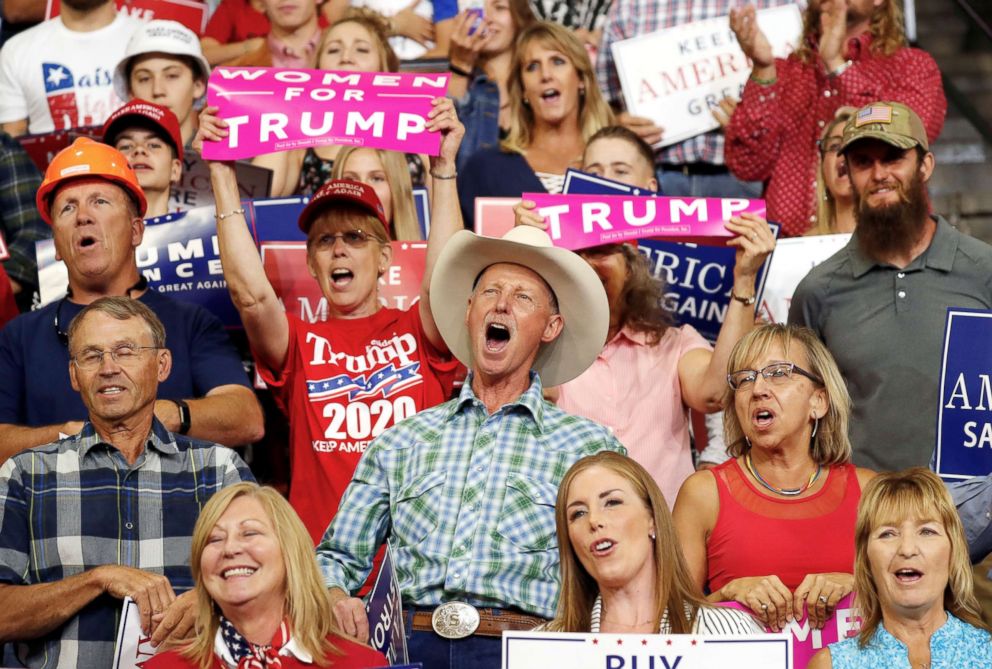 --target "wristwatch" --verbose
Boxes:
[170,399,191,435]
[731,291,756,306]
